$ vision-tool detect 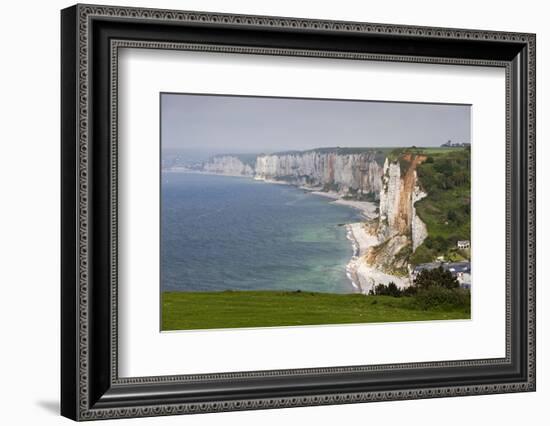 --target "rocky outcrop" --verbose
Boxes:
[378,159,402,238]
[255,151,383,196]
[202,155,254,177]
[365,154,428,275]
[412,184,428,251]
